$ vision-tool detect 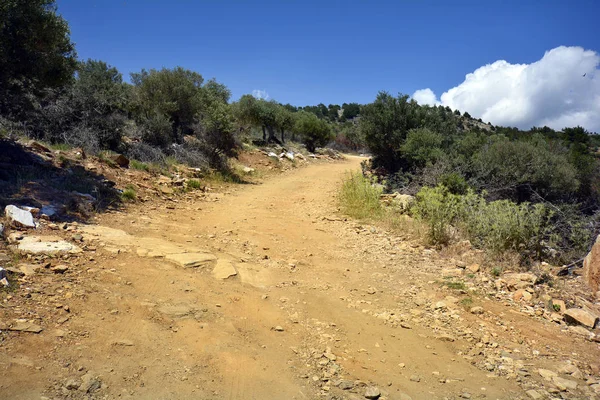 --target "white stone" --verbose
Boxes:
[5,205,36,229]
[12,234,82,254]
